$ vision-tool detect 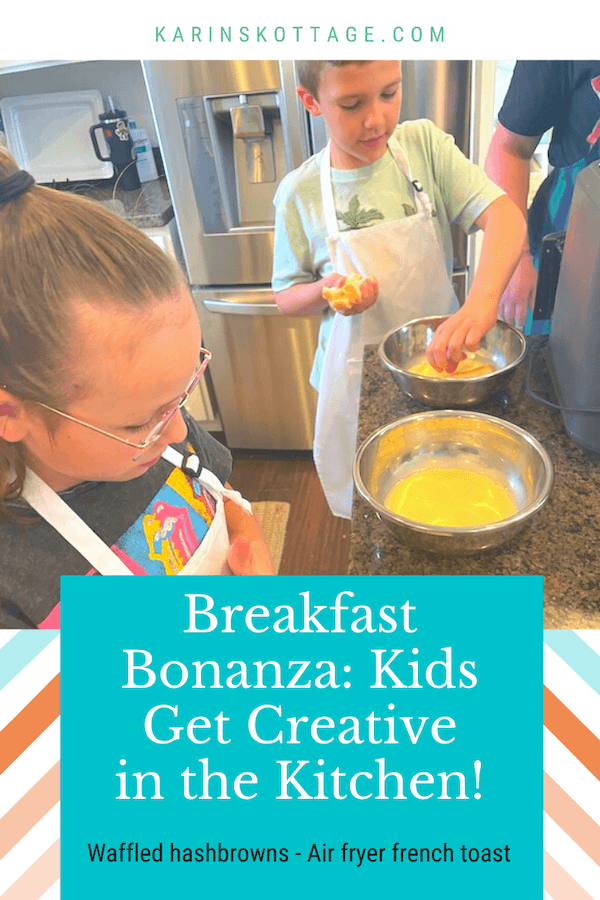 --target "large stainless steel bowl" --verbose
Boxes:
[379,316,527,407]
[353,411,554,555]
